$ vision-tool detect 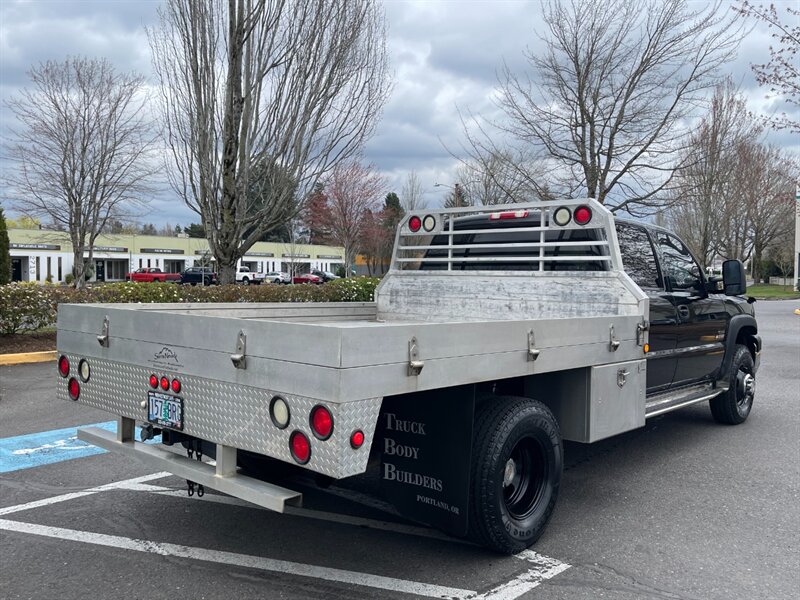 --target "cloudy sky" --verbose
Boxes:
[1,0,796,226]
